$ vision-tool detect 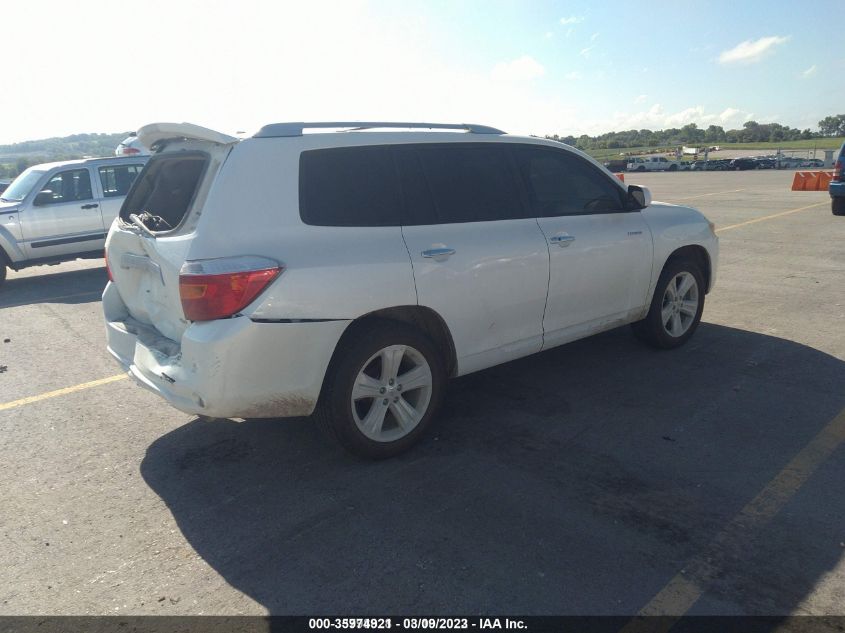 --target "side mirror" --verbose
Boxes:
[34,190,54,206]
[627,184,652,210]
